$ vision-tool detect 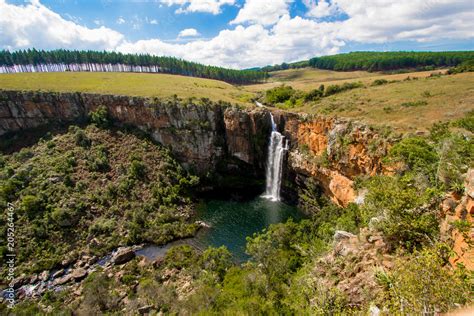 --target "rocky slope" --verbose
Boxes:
[0,90,390,206]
